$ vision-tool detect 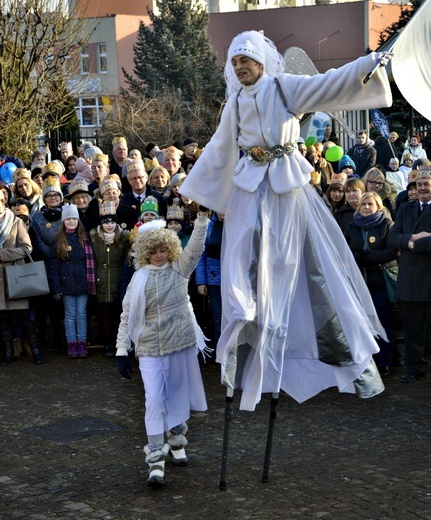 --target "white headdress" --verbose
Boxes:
[225,30,285,98]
